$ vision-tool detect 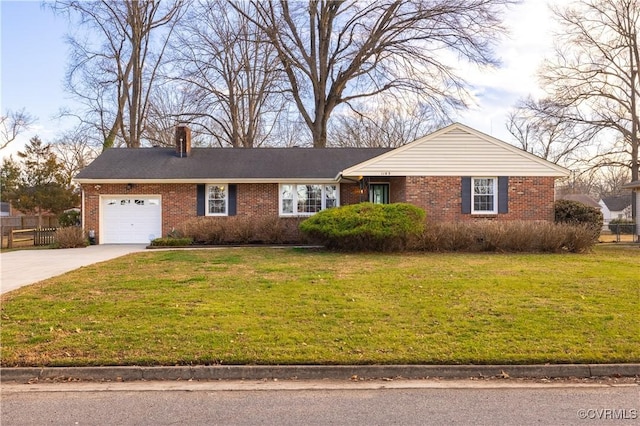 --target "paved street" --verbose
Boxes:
[2,380,638,425]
